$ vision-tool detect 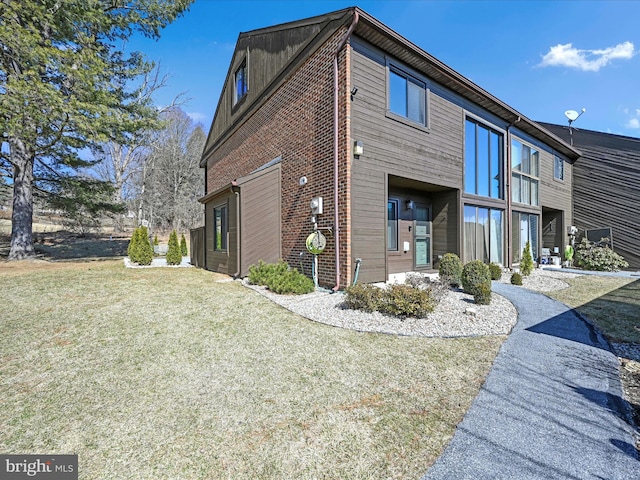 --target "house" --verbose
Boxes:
[197,7,580,287]
[539,122,640,269]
